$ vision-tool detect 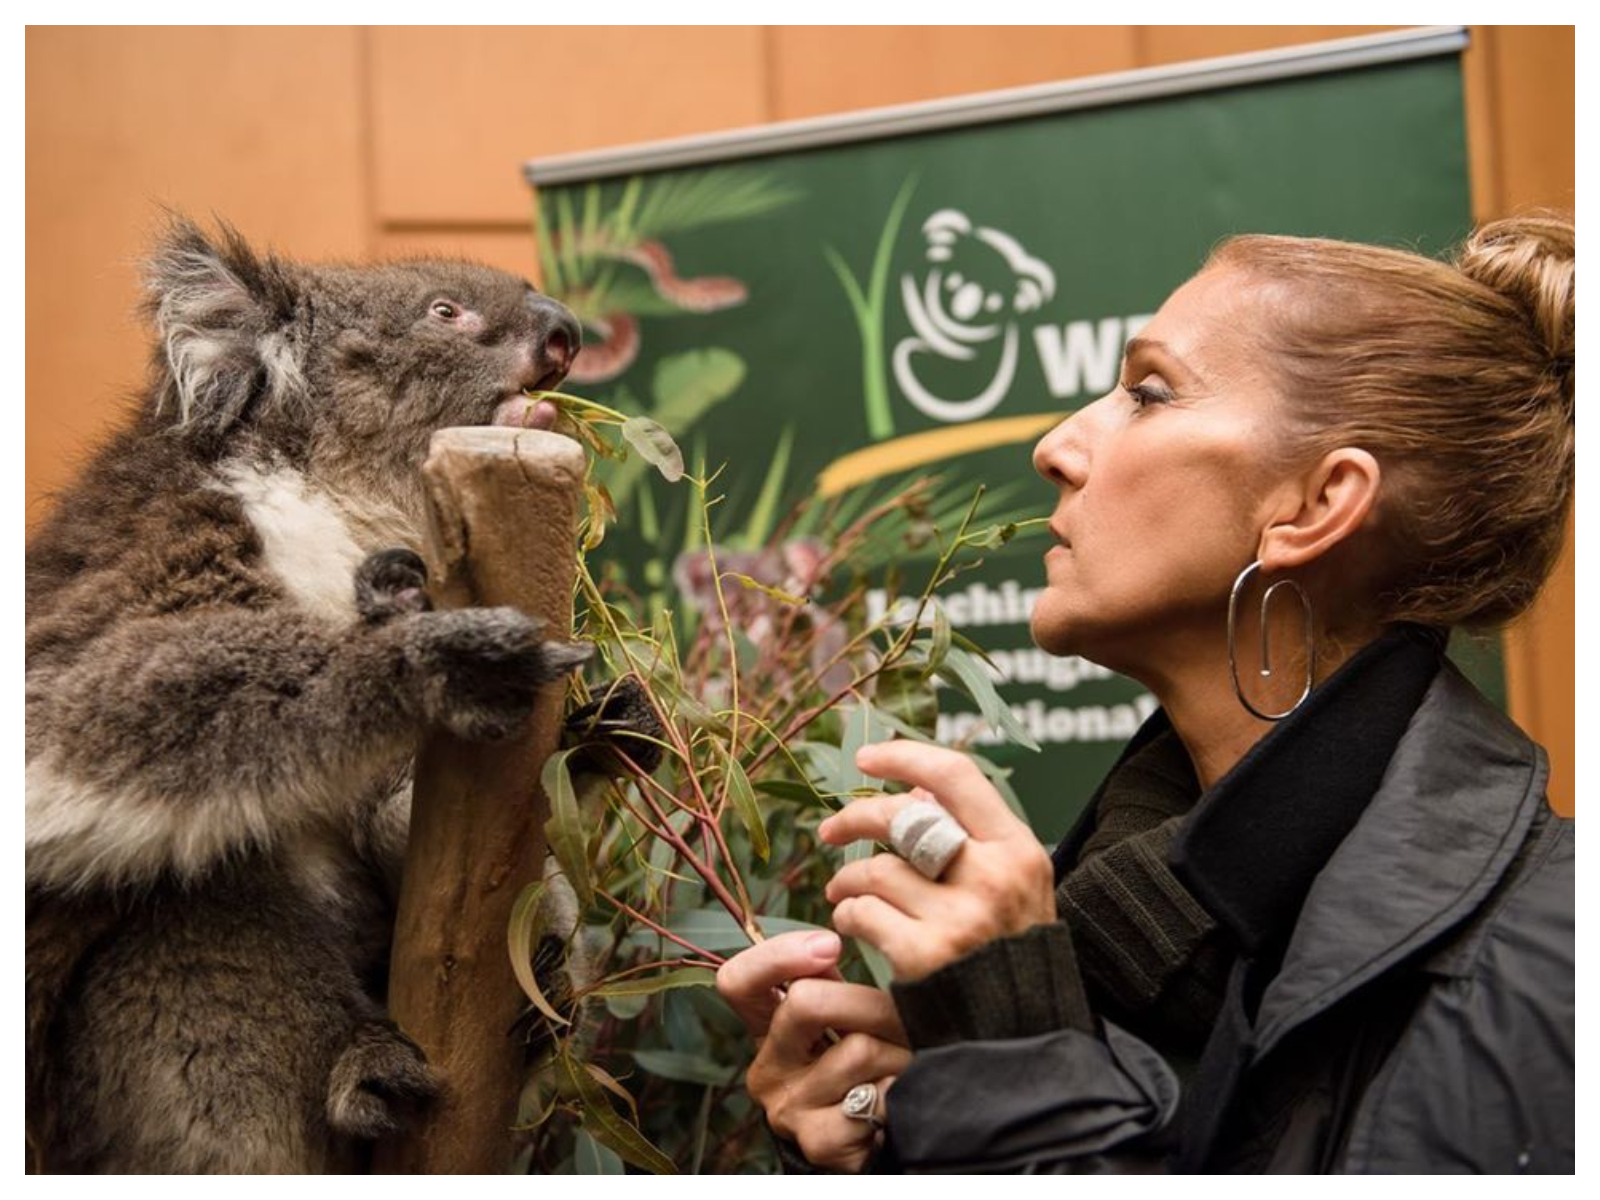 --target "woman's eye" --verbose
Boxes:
[429,300,459,320]
[1125,381,1174,408]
